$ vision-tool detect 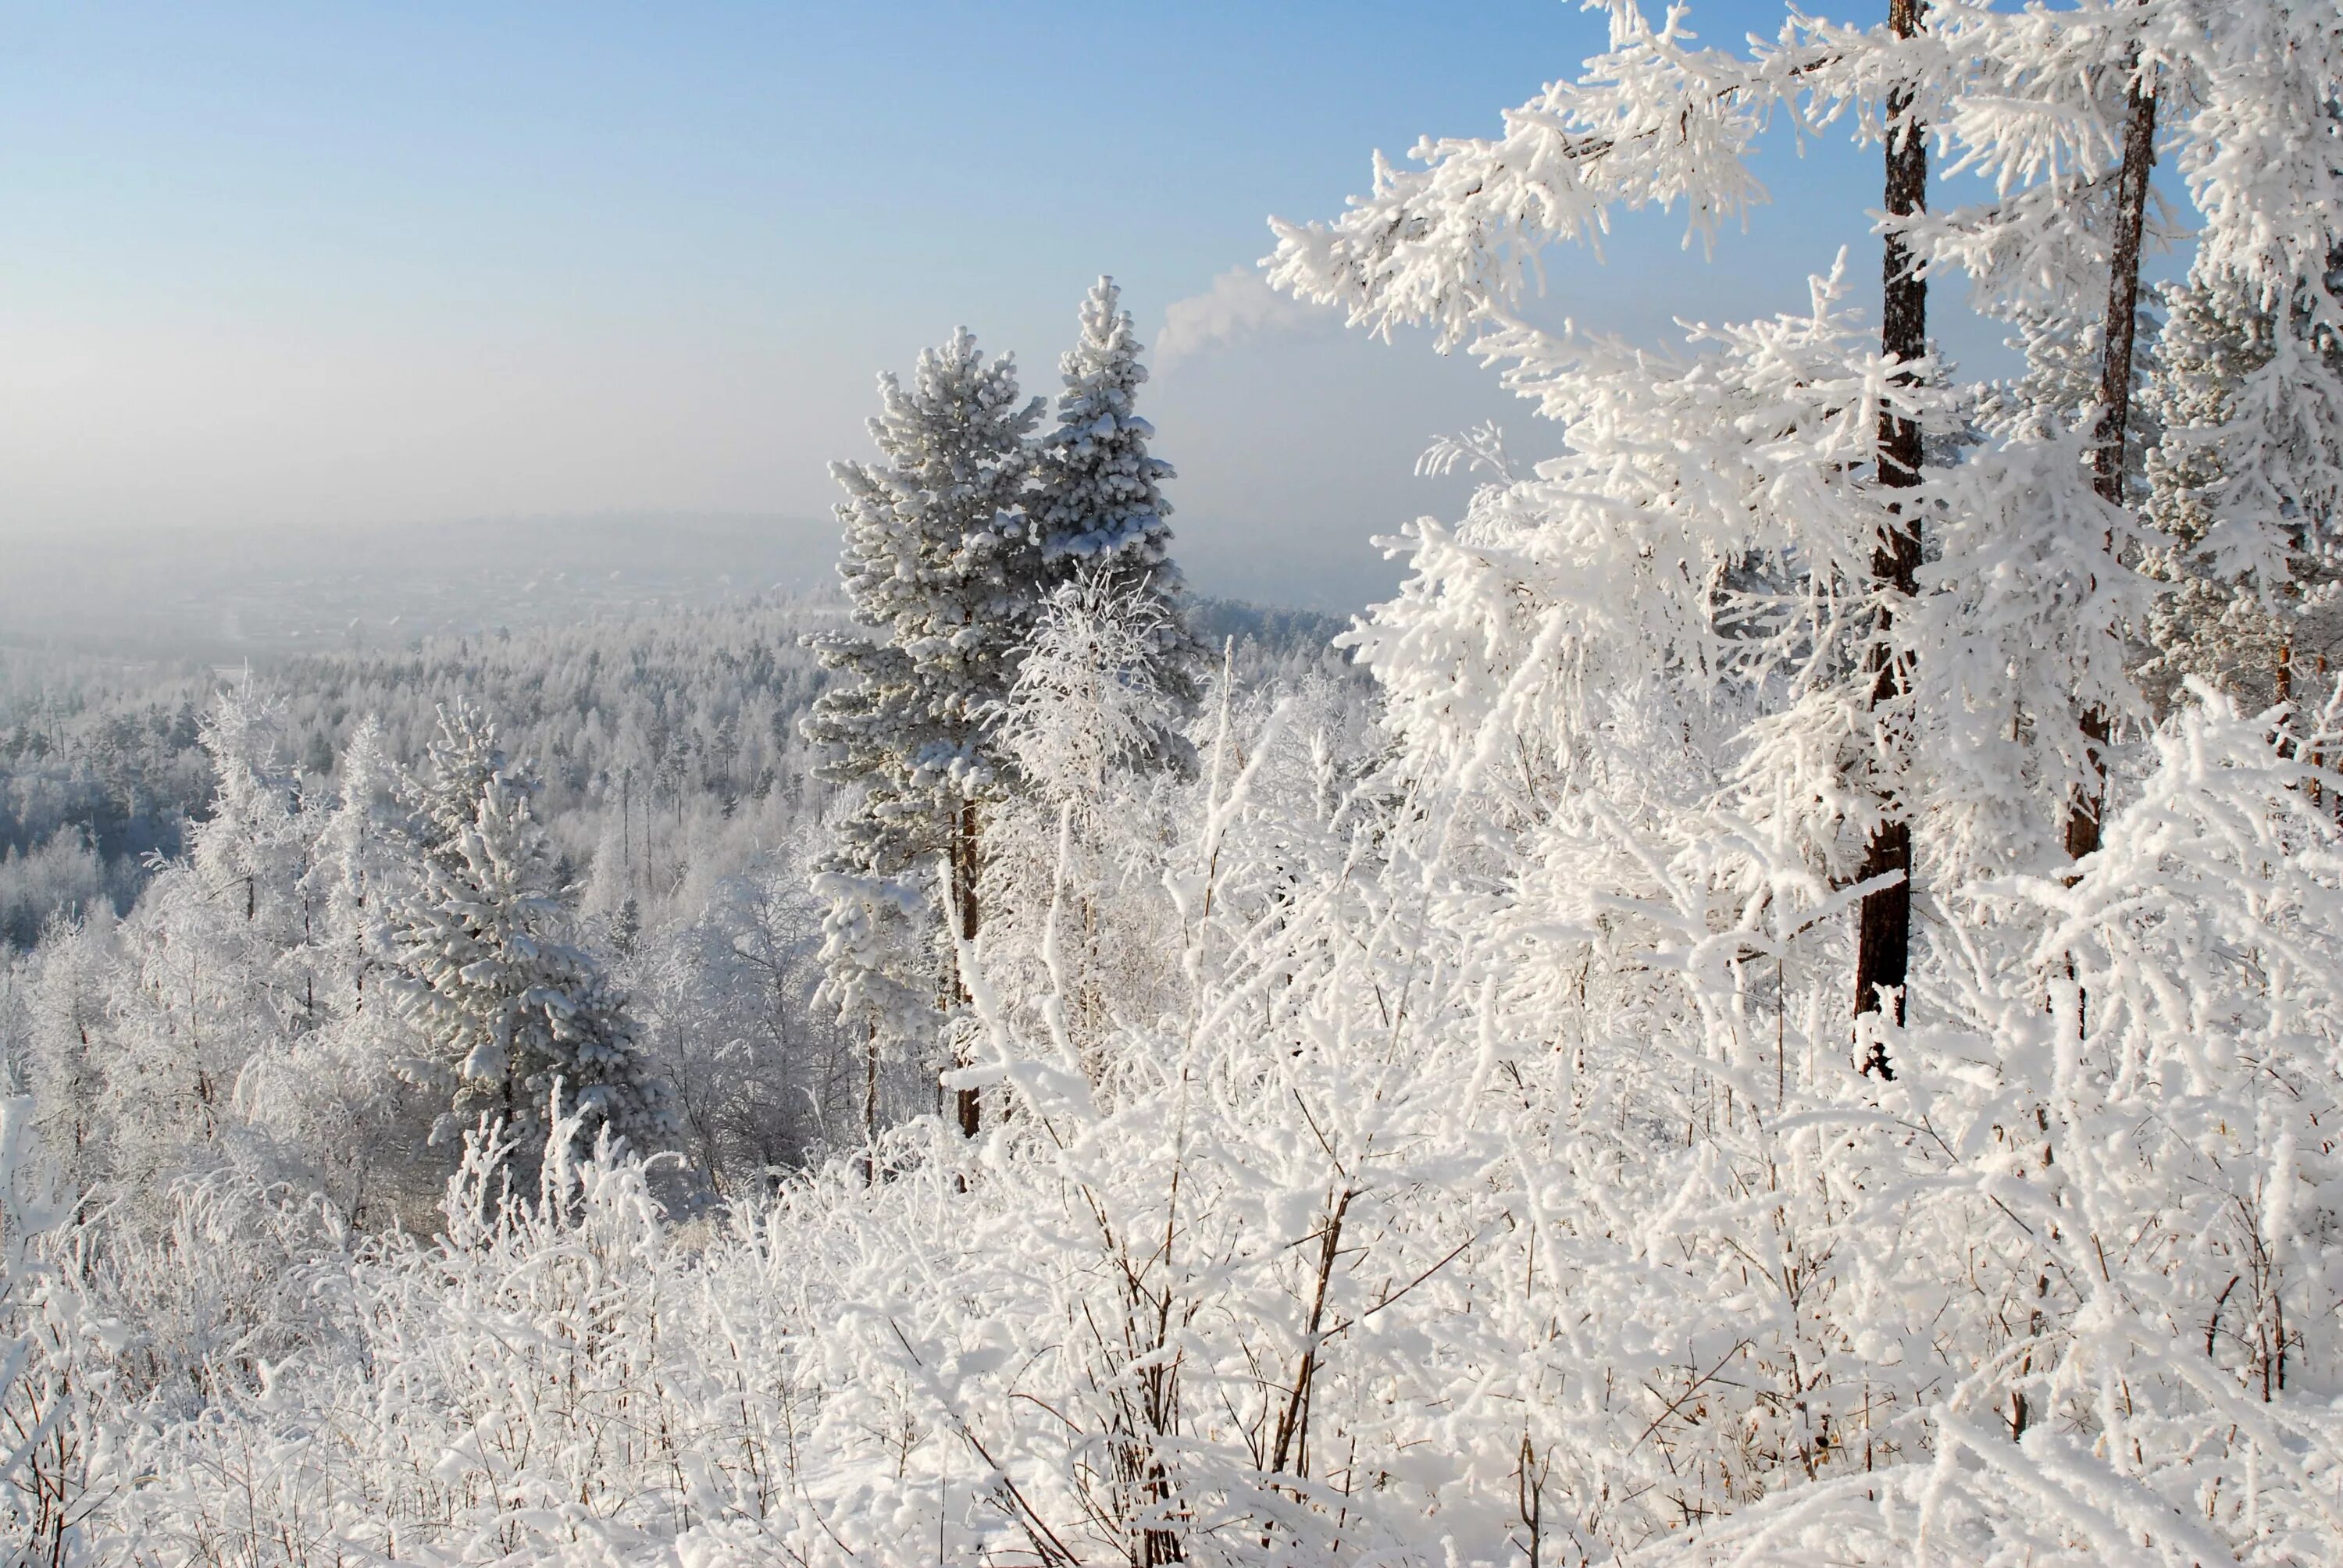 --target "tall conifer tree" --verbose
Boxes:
[805,329,1043,1135]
